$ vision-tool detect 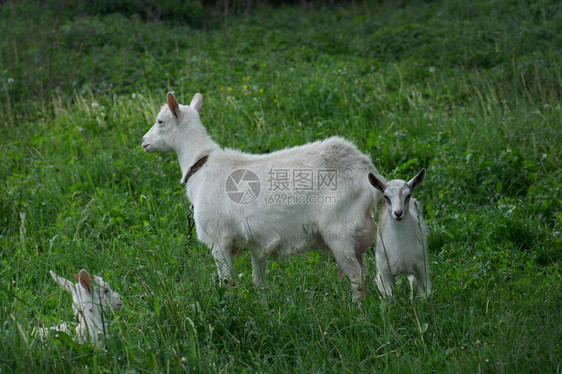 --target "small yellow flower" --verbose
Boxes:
[274,94,278,98]
[259,89,264,93]
[365,98,369,103]
[310,84,314,88]
[244,92,248,96]
[381,110,385,114]
[247,76,250,80]
[228,87,232,92]
[344,99,348,104]
[242,77,246,81]
[296,129,300,132]
[288,93,292,97]
[244,85,248,90]
[315,77,319,80]
[220,86,224,91]
[274,99,277,103]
